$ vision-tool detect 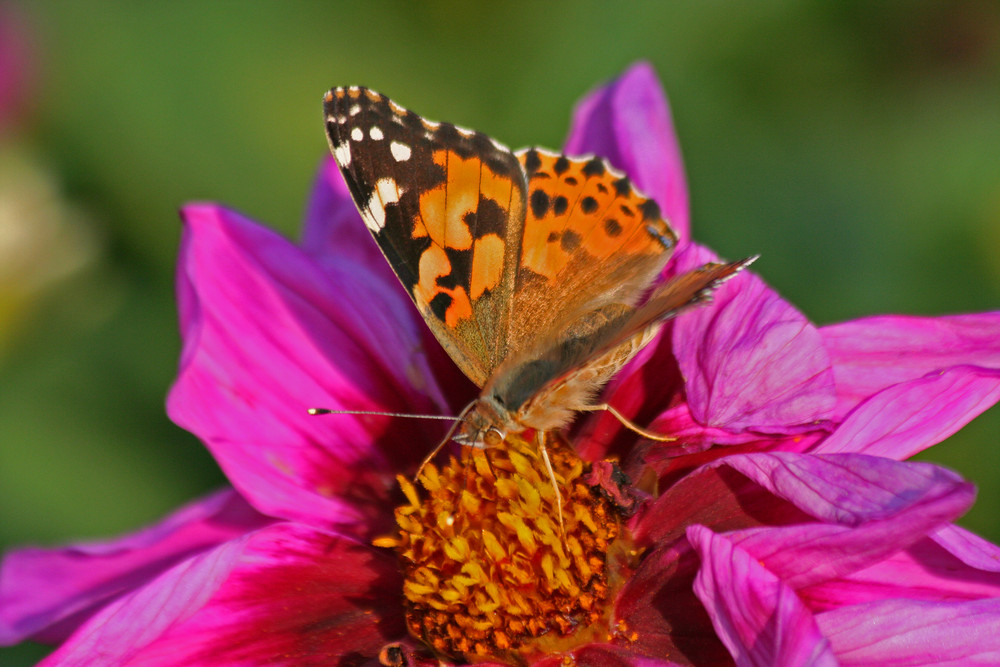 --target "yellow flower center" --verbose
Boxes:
[375,432,634,665]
